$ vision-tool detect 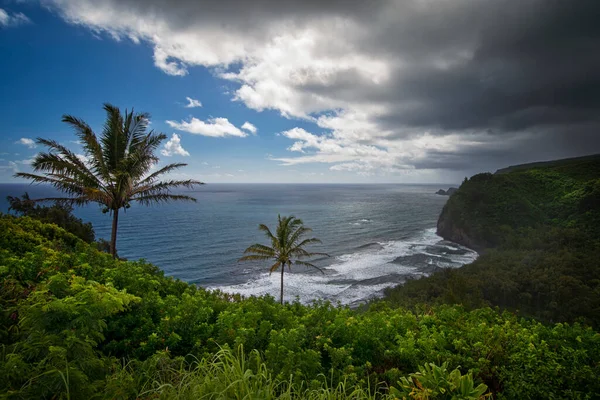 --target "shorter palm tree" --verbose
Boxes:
[240,215,328,304]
